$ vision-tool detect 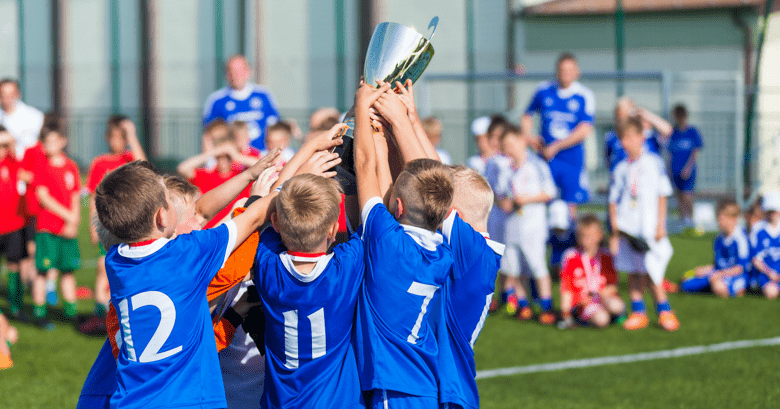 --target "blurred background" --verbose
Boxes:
[1,0,779,203]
